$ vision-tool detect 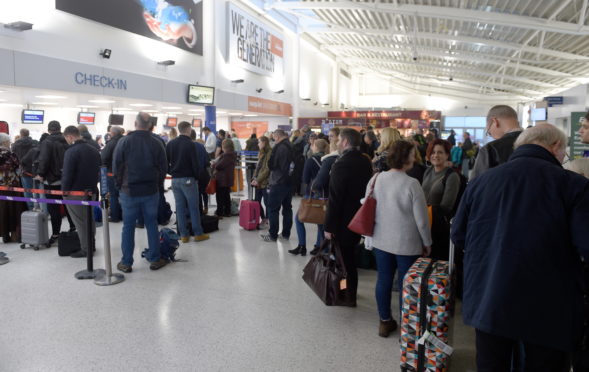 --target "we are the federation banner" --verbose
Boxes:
[56,0,203,56]
[227,3,284,78]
